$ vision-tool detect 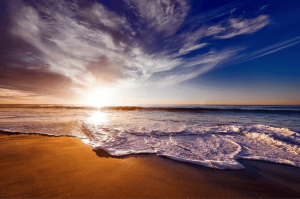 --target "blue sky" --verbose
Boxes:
[0,0,299,105]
